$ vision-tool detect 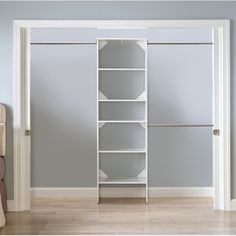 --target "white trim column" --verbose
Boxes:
[13,22,31,211]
